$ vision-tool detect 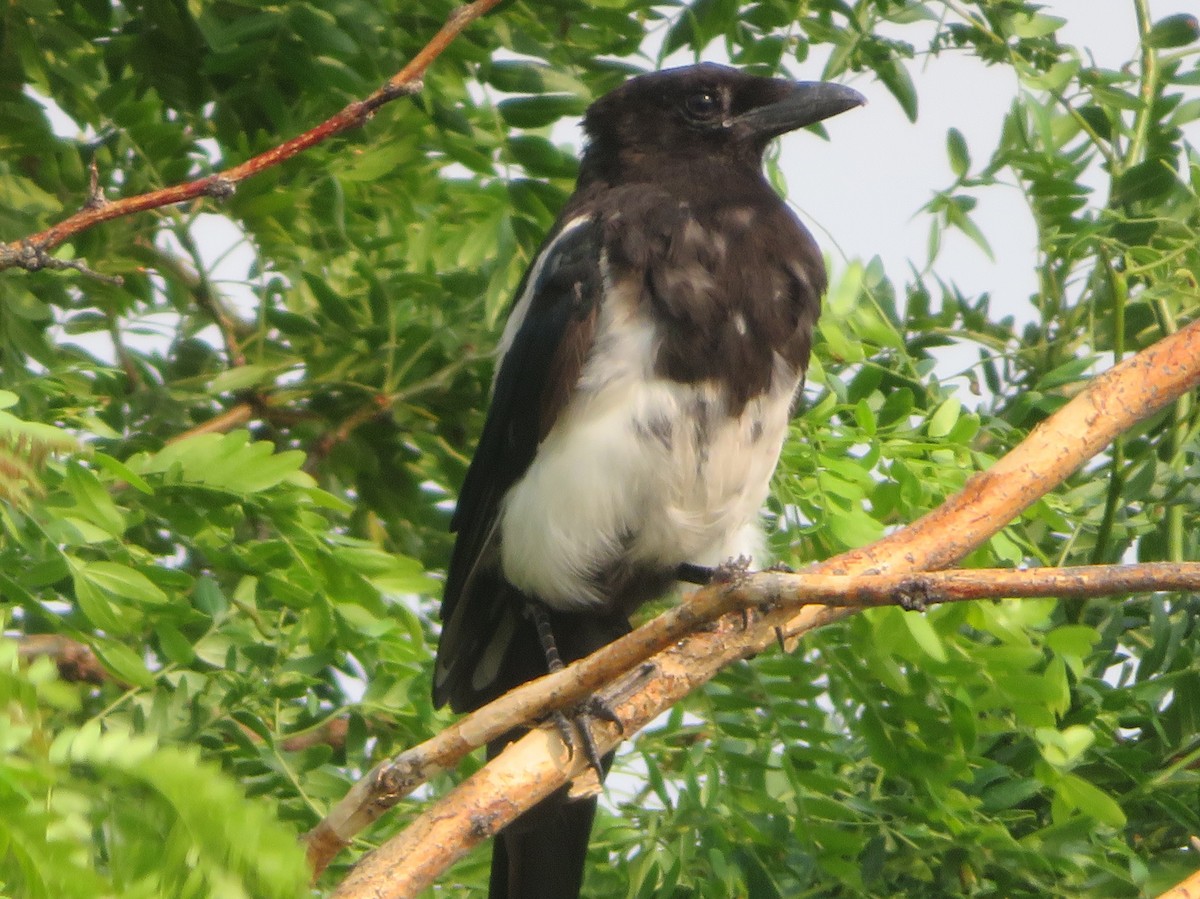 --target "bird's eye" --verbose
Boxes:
[683,89,722,122]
